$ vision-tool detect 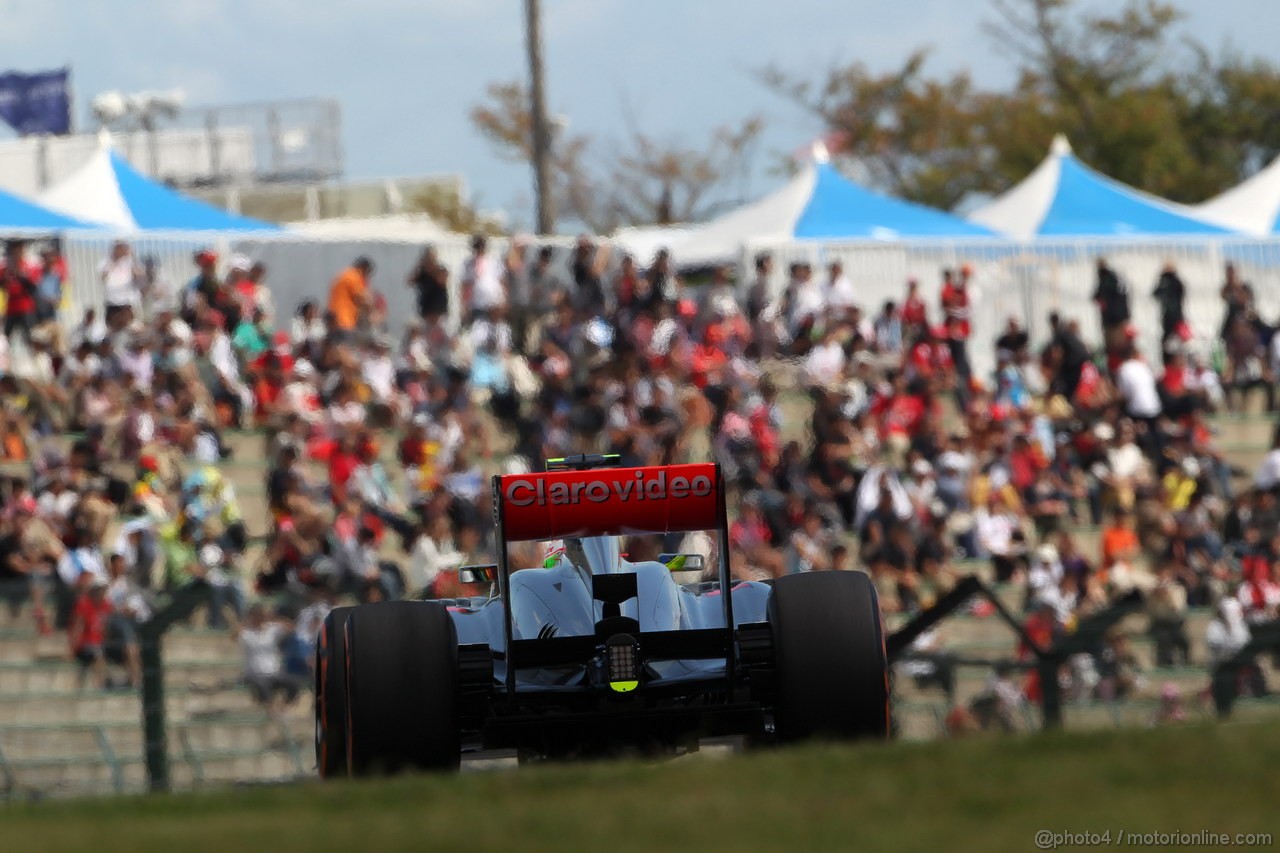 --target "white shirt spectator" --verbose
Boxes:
[1256,448,1280,491]
[469,319,513,356]
[1116,357,1162,418]
[12,348,55,384]
[57,547,108,587]
[1185,363,1224,409]
[975,509,1018,557]
[107,575,152,623]
[1206,599,1250,665]
[853,466,914,530]
[37,489,78,521]
[240,623,285,677]
[209,332,240,384]
[119,348,154,390]
[328,400,366,430]
[805,340,846,387]
[407,535,465,594]
[825,274,857,310]
[160,316,193,347]
[789,281,824,328]
[100,255,141,309]
[1107,441,1148,480]
[70,315,108,350]
[362,354,396,402]
[113,518,154,568]
[464,254,506,311]
[291,316,327,348]
[63,352,102,380]
[1027,551,1065,612]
